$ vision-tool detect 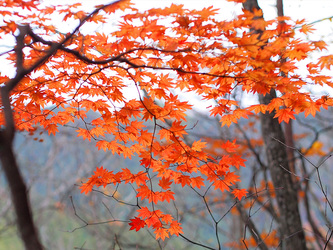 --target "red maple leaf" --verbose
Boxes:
[129,217,146,231]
